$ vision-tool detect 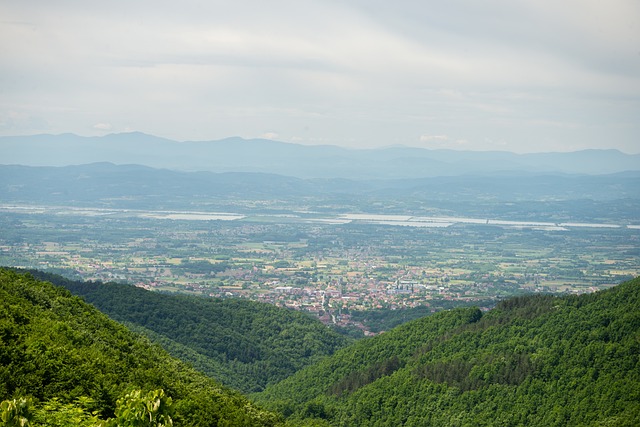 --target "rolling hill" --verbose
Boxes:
[1,163,639,223]
[255,277,640,426]
[29,271,353,393]
[3,267,640,425]
[2,132,639,179]
[0,268,281,426]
